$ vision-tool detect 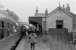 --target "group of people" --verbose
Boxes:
[11,24,40,50]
